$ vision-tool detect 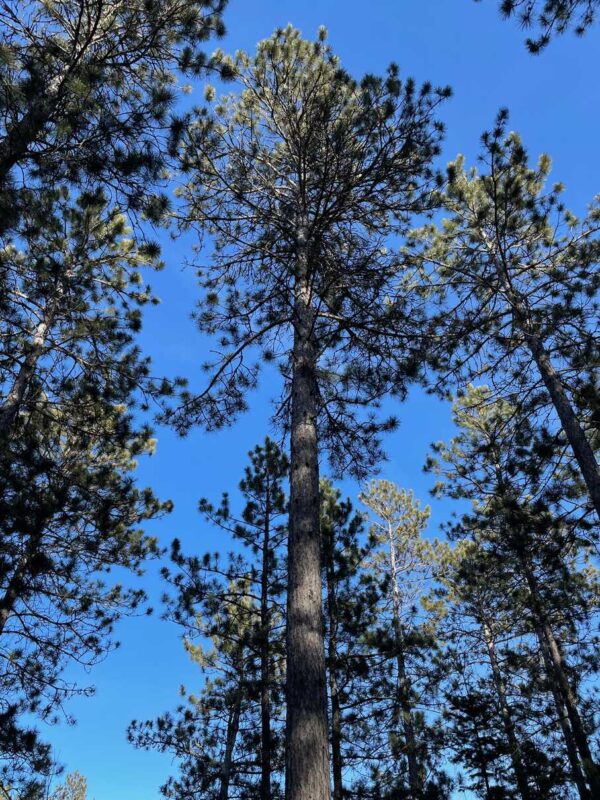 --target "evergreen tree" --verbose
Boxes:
[50,772,87,800]
[0,187,169,787]
[168,26,450,800]
[428,388,600,799]
[0,0,227,228]
[436,541,571,800]
[319,479,377,800]
[478,1,599,52]
[130,439,289,799]
[412,112,600,518]
[359,480,449,799]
